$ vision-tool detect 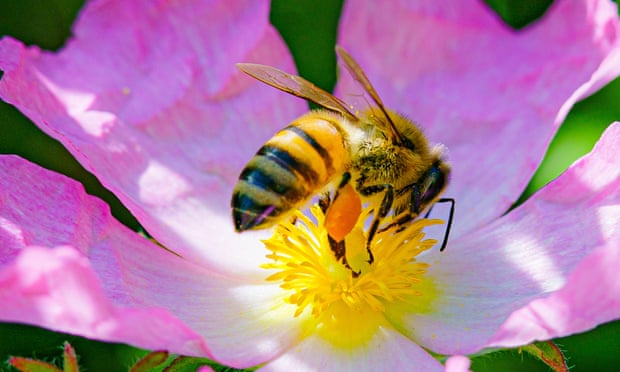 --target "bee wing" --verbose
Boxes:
[335,46,403,143]
[237,63,358,122]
